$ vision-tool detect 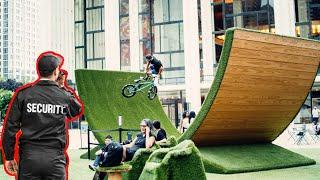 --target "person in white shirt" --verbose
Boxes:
[312,106,319,123]
[179,111,189,133]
